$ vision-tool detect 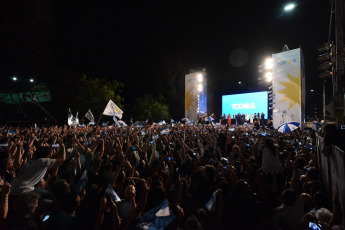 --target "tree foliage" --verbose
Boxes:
[131,94,170,122]
[72,74,124,116]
